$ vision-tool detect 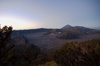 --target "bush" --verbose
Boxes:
[53,39,100,66]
